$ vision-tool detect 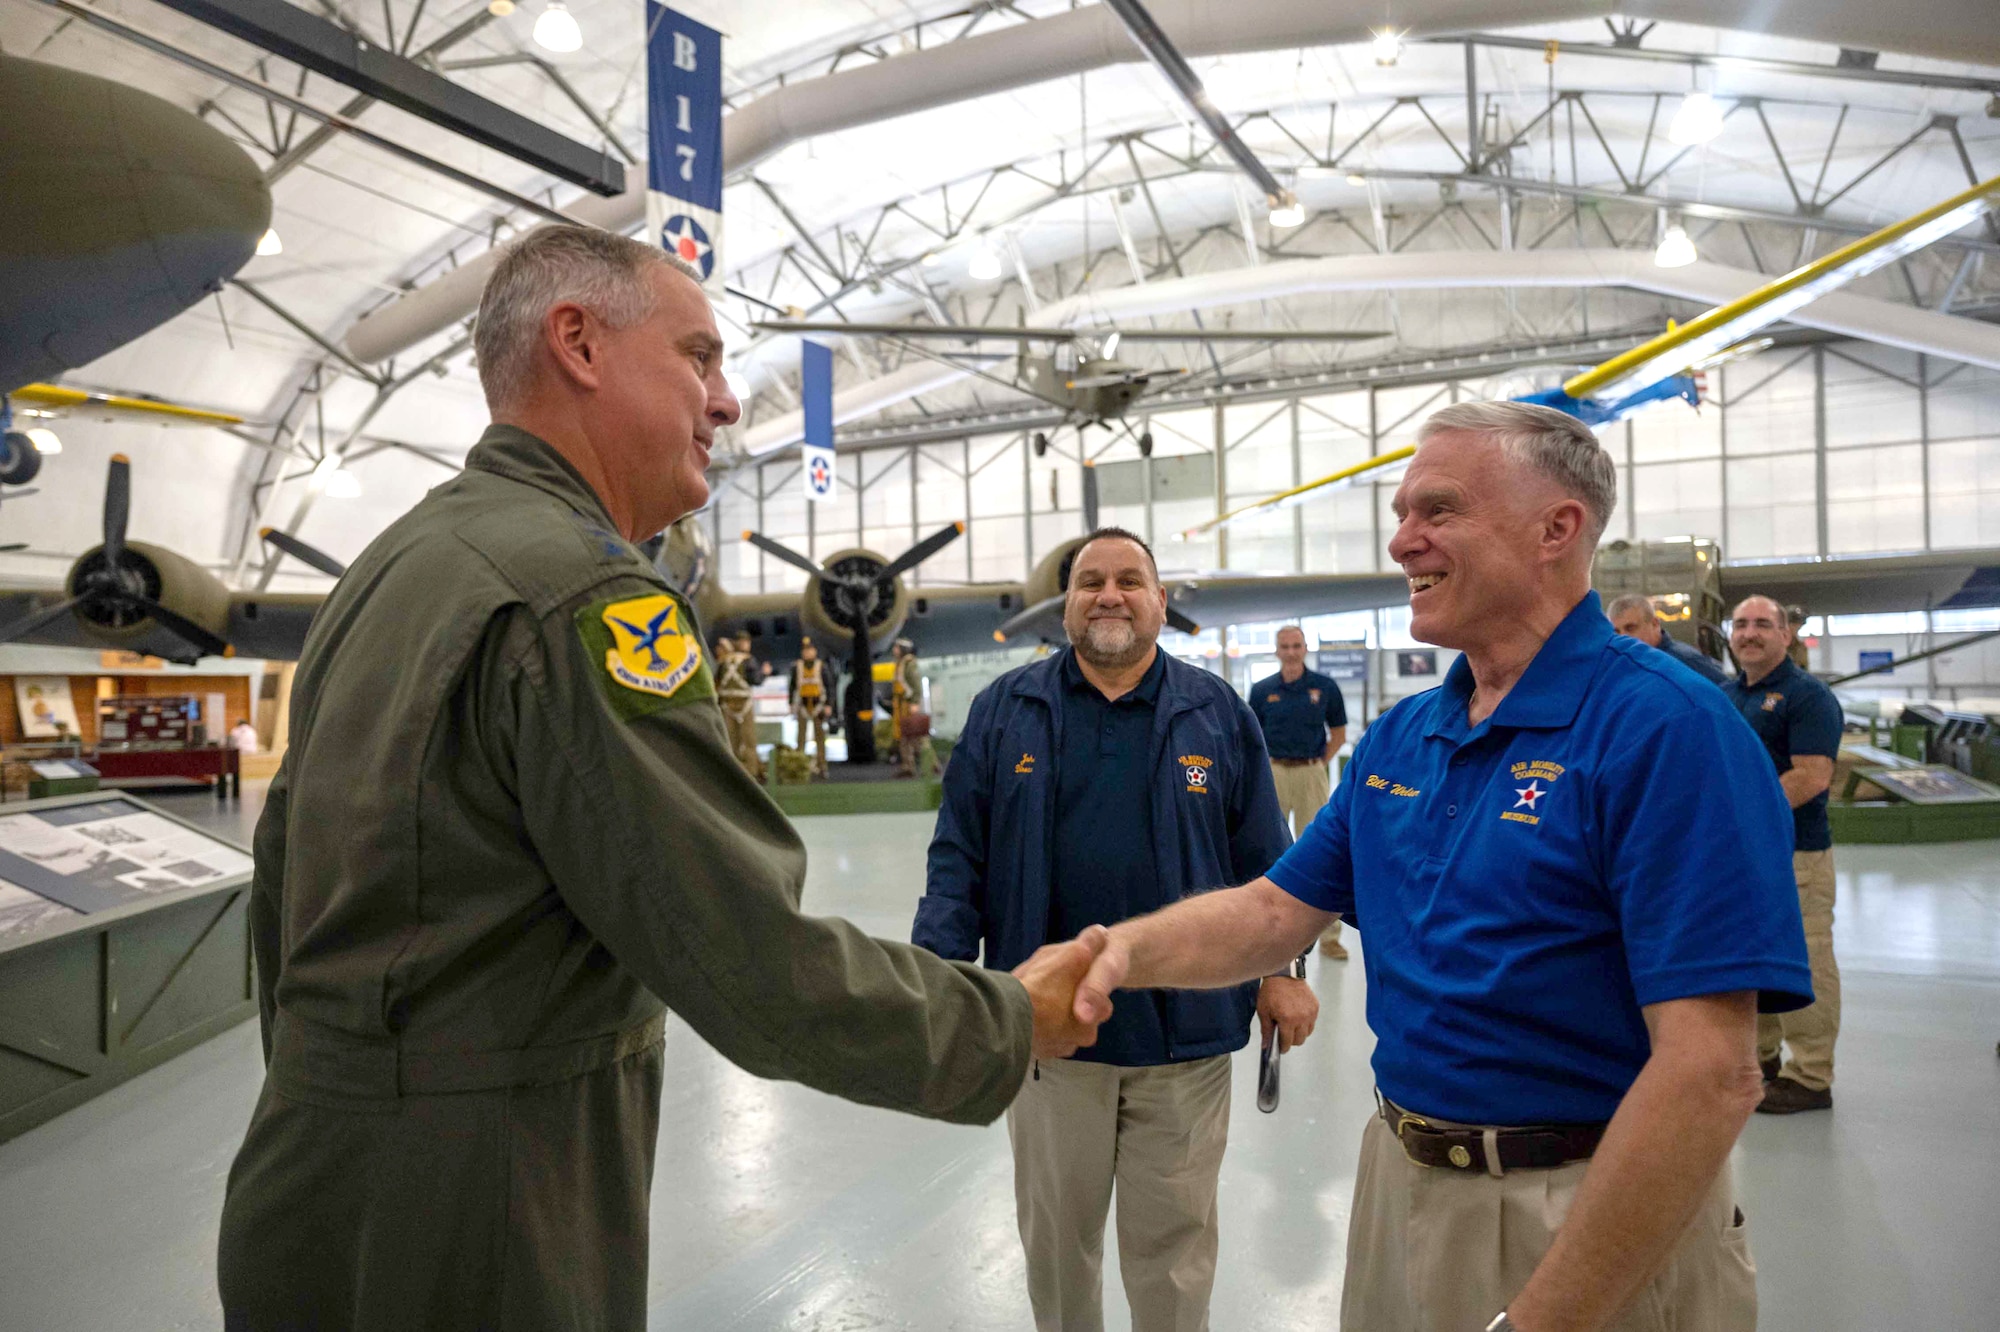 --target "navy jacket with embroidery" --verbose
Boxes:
[912,647,1293,1065]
